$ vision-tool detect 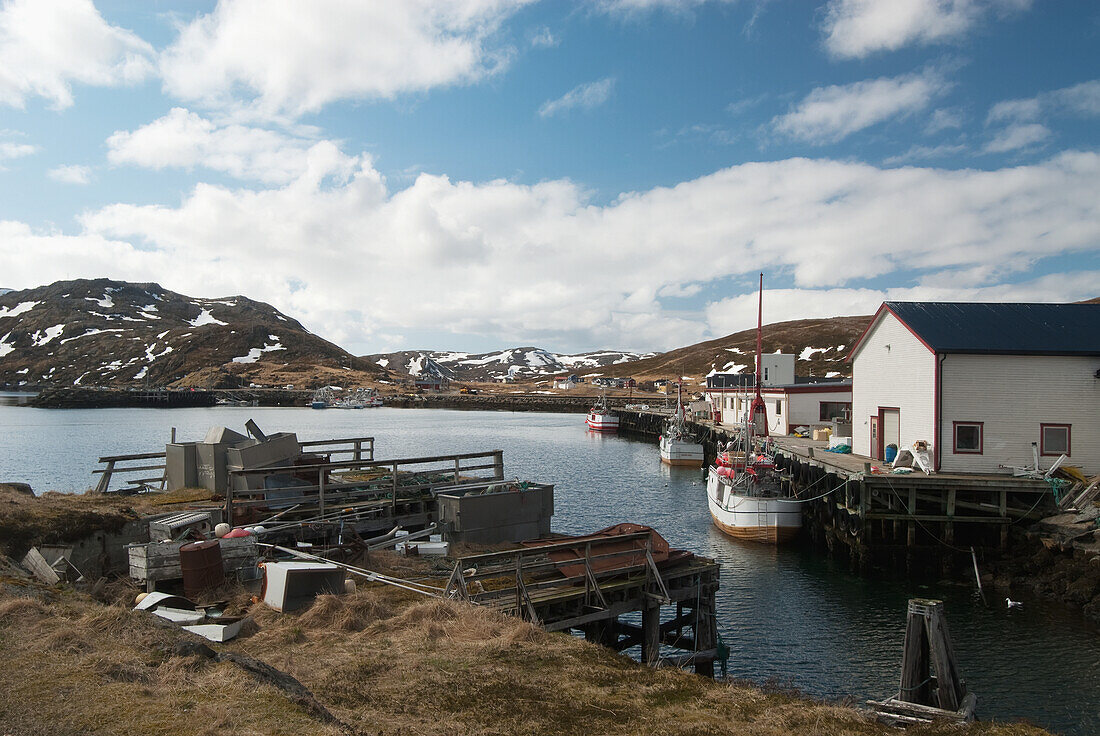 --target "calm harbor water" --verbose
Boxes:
[0,398,1097,735]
